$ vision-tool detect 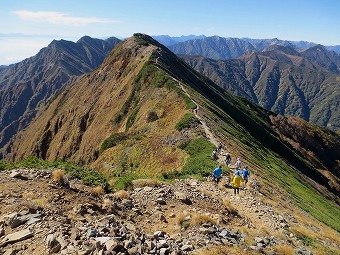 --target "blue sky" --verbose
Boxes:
[1,0,339,65]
